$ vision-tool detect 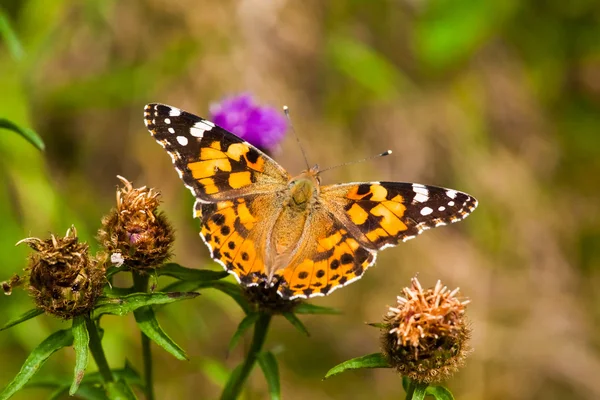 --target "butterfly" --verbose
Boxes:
[144,103,478,300]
